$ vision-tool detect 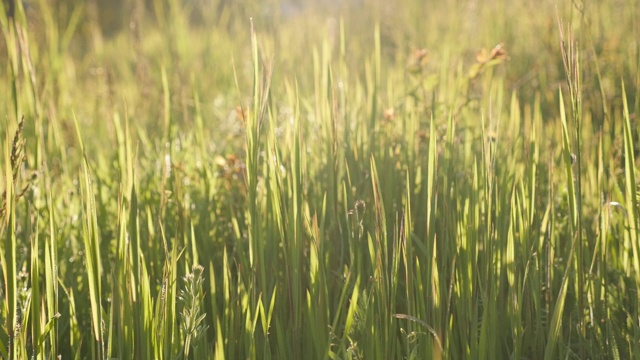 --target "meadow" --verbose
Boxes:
[0,0,639,358]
